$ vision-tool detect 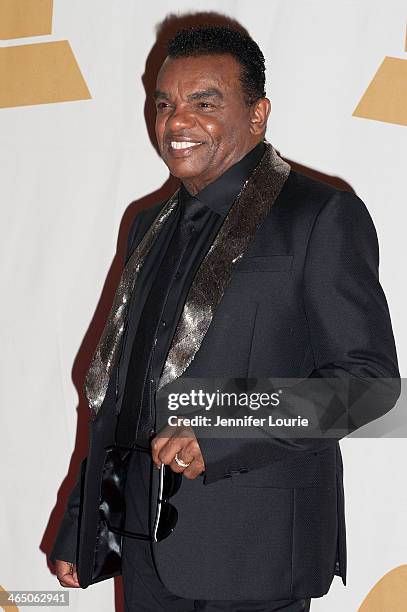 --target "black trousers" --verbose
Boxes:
[123,452,311,612]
